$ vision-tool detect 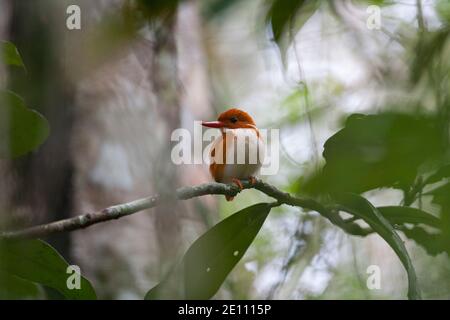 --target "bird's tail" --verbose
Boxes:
[225,195,234,201]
